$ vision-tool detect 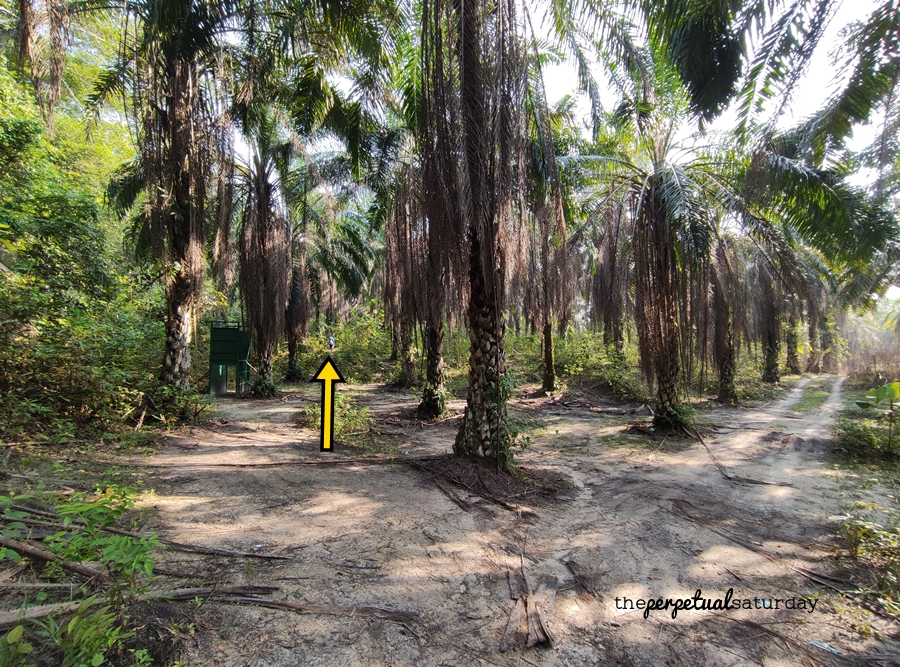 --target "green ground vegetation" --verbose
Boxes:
[791,378,834,412]
[829,373,900,626]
